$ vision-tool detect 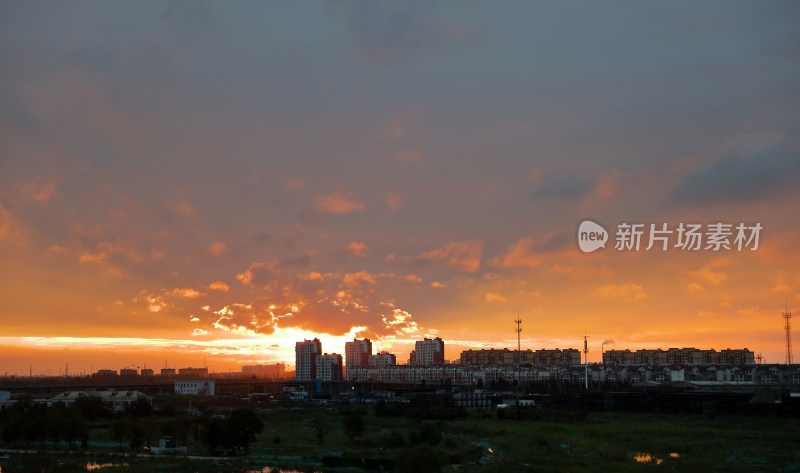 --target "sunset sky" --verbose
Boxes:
[1,2,799,375]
